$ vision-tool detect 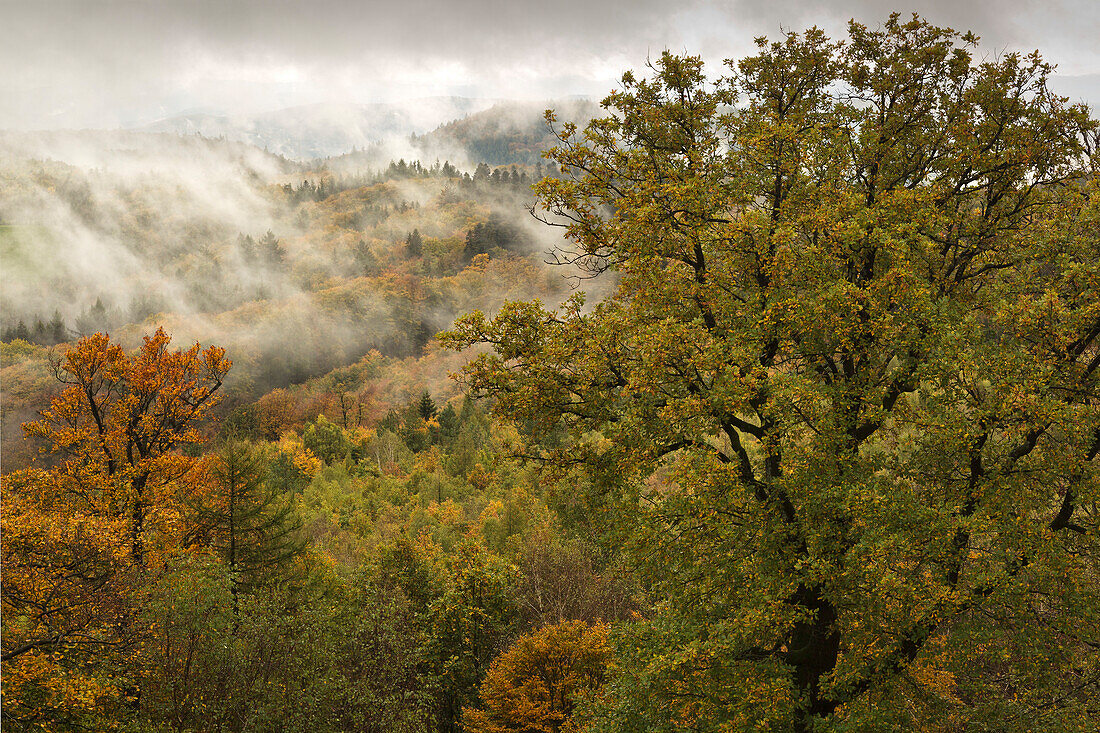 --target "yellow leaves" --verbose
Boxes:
[463,620,610,733]
[429,498,465,528]
[467,462,495,490]
[2,328,235,726]
[467,252,491,272]
[292,447,322,477]
[276,432,322,477]
[3,650,120,726]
